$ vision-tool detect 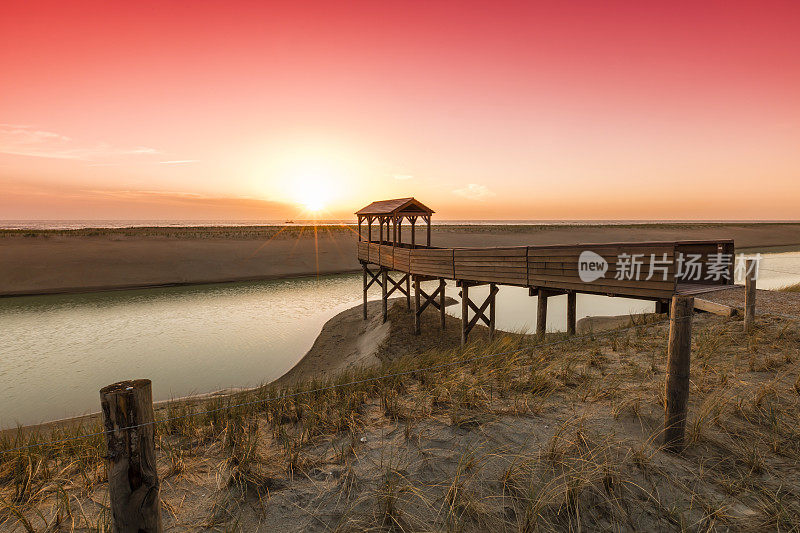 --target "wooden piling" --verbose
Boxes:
[745,259,757,332]
[489,283,497,340]
[406,275,411,309]
[460,284,469,346]
[381,268,388,323]
[536,289,548,338]
[439,279,446,330]
[566,291,576,336]
[100,379,163,533]
[664,295,694,452]
[362,263,368,320]
[414,276,421,334]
